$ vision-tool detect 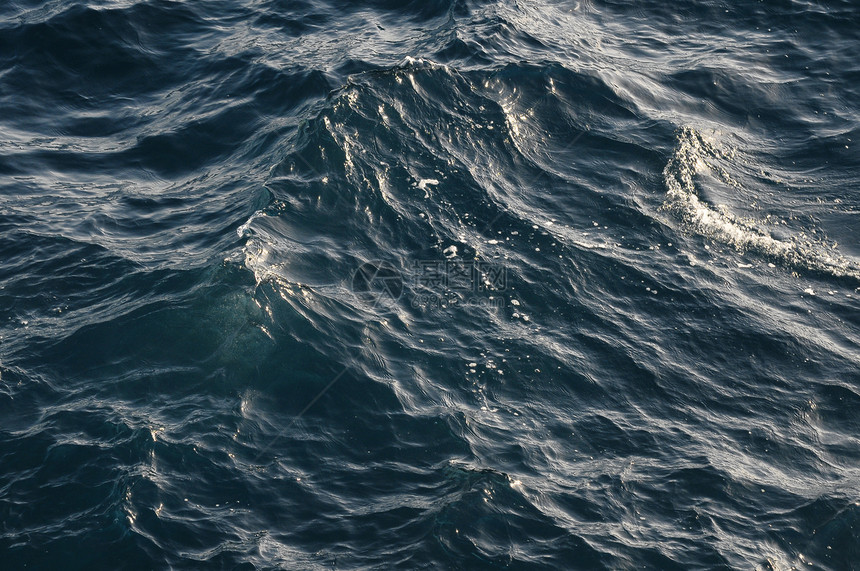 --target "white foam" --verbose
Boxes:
[417,178,439,191]
[662,127,860,281]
